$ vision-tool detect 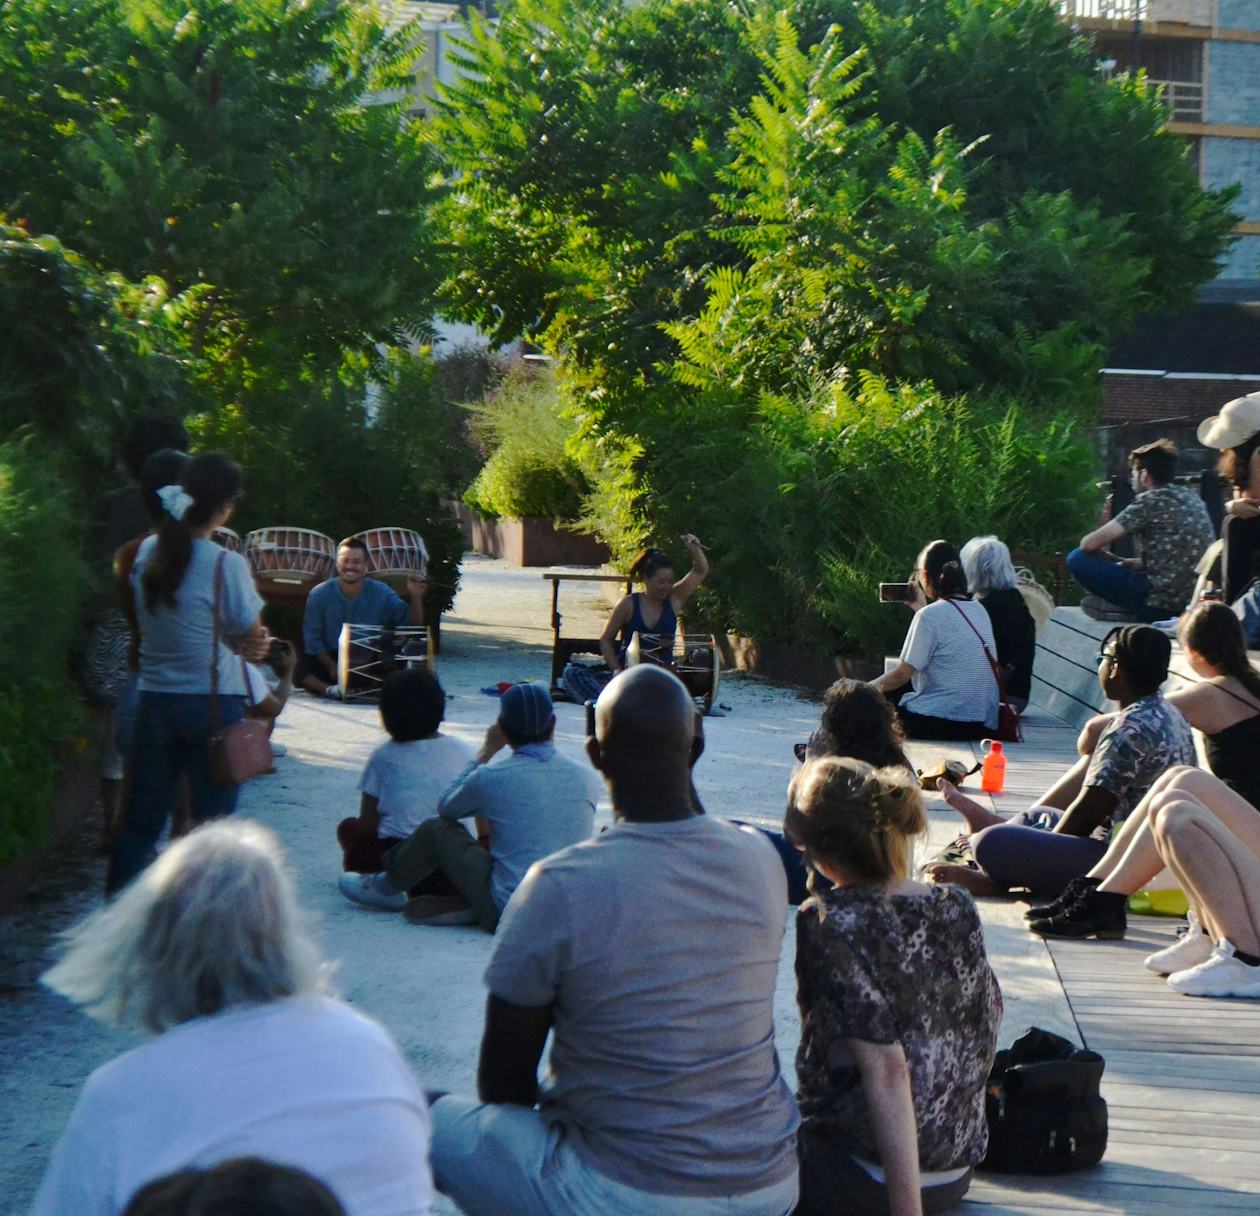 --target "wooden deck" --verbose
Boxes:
[904,705,1260,1214]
